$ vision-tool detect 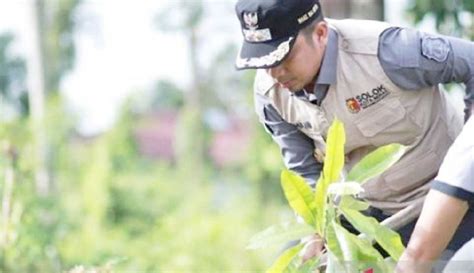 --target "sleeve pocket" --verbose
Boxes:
[398,28,421,68]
